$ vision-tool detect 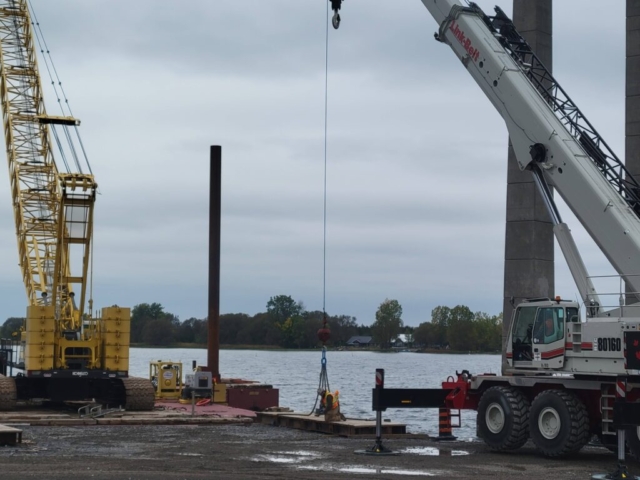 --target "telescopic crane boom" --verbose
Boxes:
[417,0,640,316]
